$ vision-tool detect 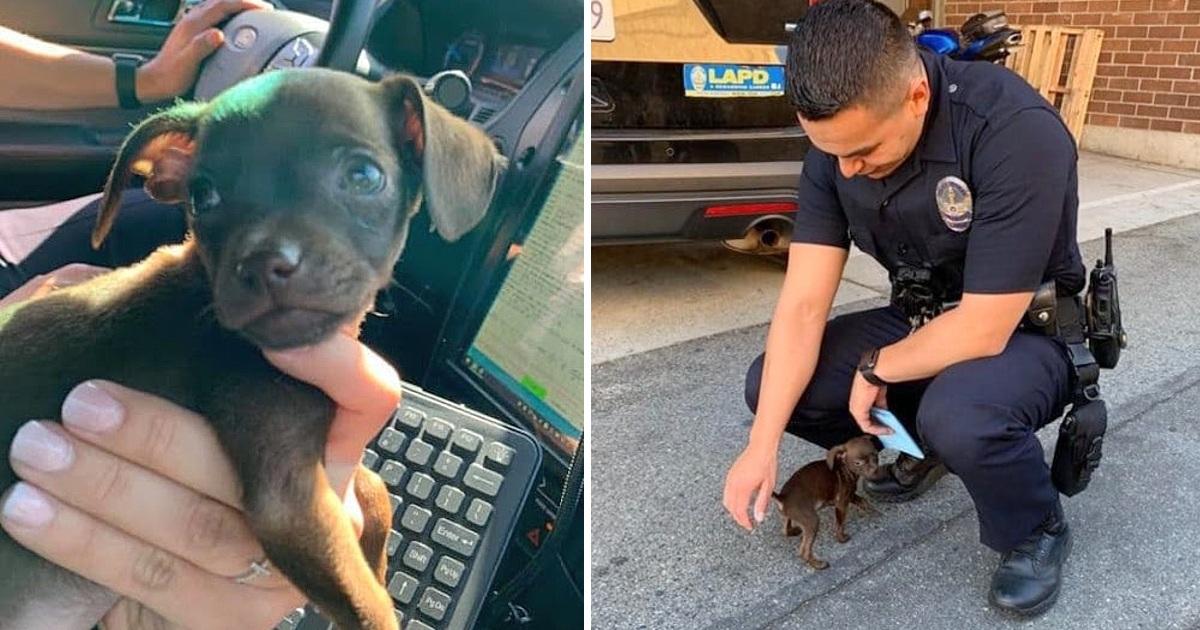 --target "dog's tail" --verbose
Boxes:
[93,102,206,249]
